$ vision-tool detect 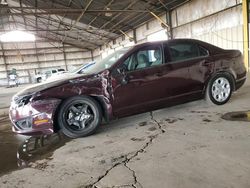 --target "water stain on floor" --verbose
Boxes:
[0,116,70,176]
[17,133,70,169]
[222,111,250,122]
